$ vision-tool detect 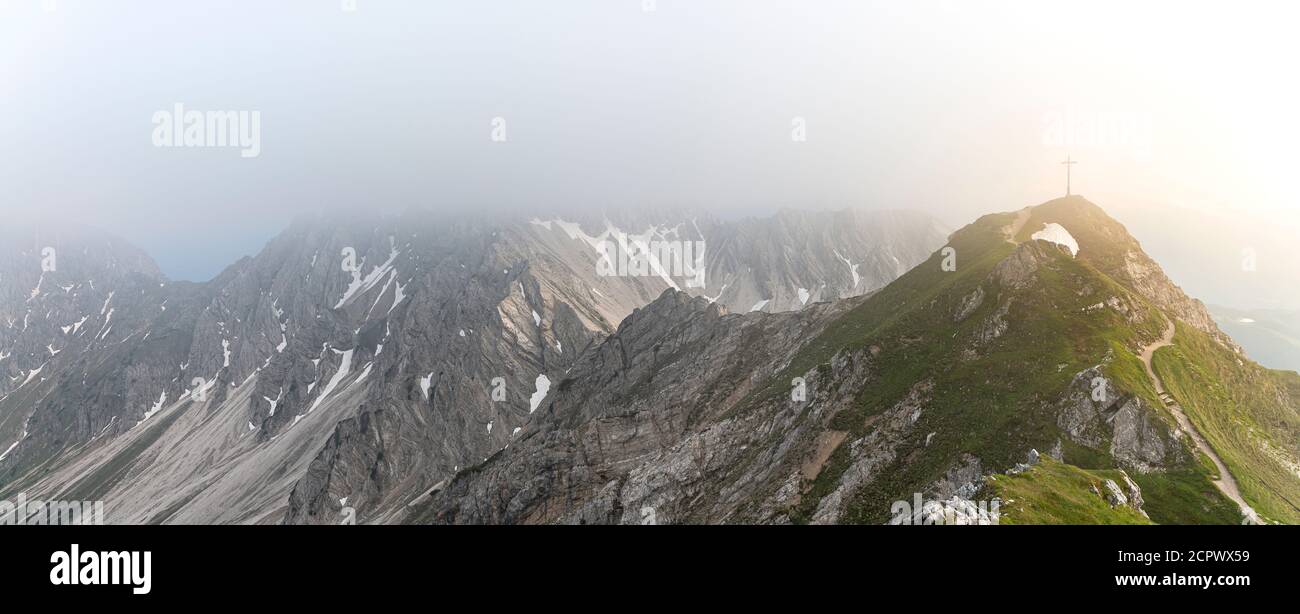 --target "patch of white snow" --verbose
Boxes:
[529,374,551,413]
[1031,223,1080,257]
